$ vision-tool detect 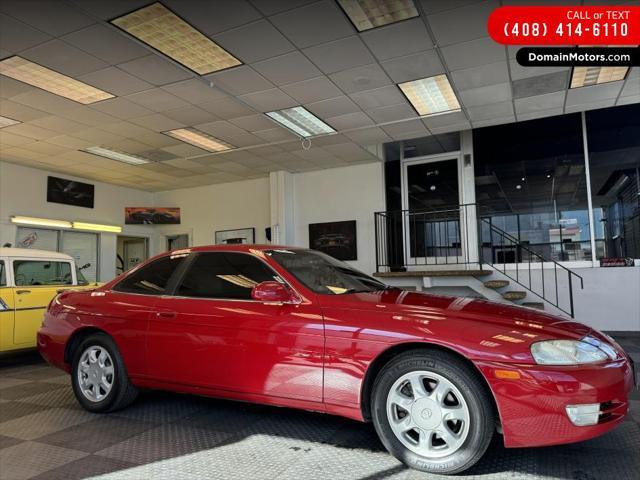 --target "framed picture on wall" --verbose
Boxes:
[125,207,181,224]
[215,227,255,245]
[47,176,94,208]
[309,220,357,261]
